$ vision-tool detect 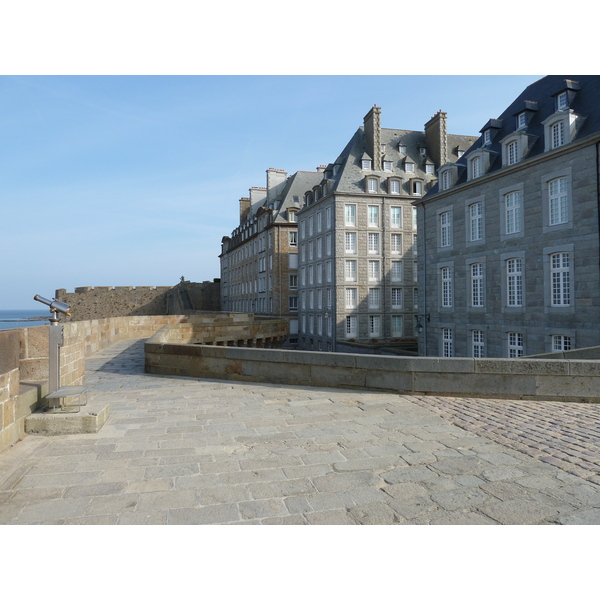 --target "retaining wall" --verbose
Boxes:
[145,335,600,403]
